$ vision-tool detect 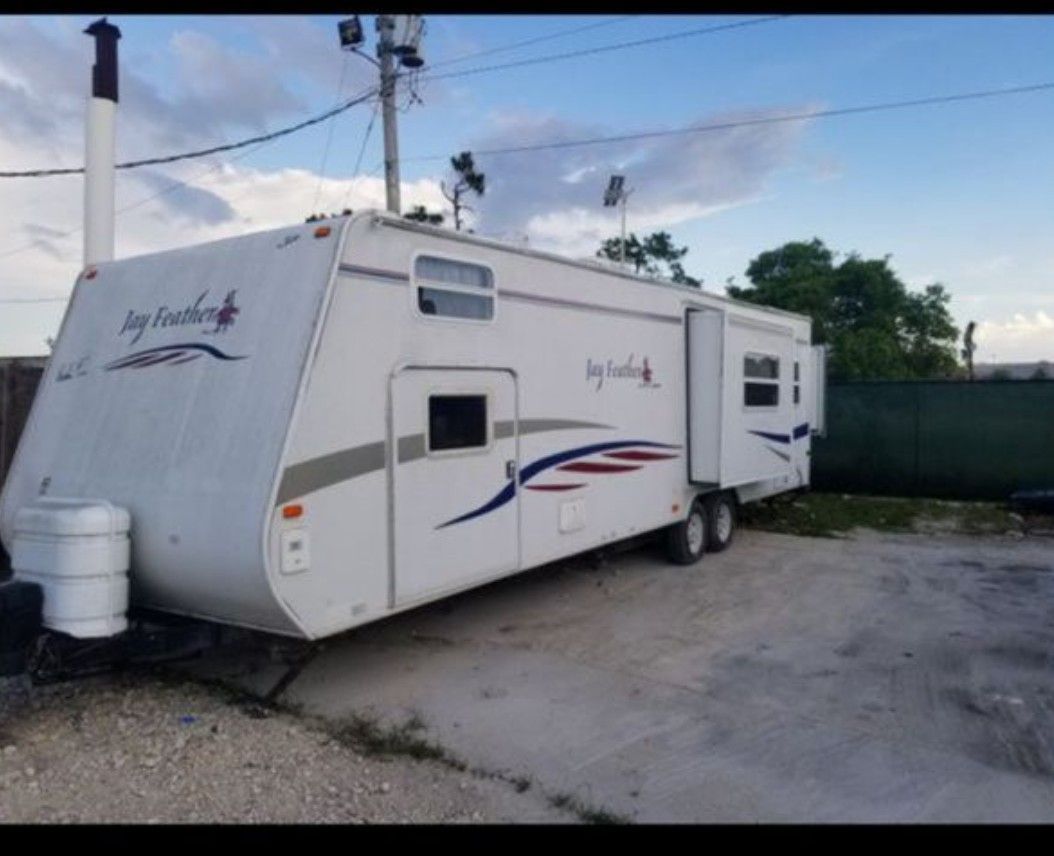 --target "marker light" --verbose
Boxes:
[84,267,98,280]
[282,504,304,520]
[314,226,331,238]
